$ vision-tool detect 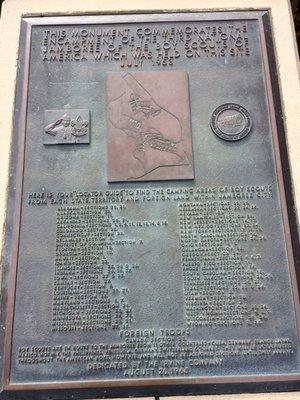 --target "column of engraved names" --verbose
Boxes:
[179,201,271,328]
[53,205,132,332]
